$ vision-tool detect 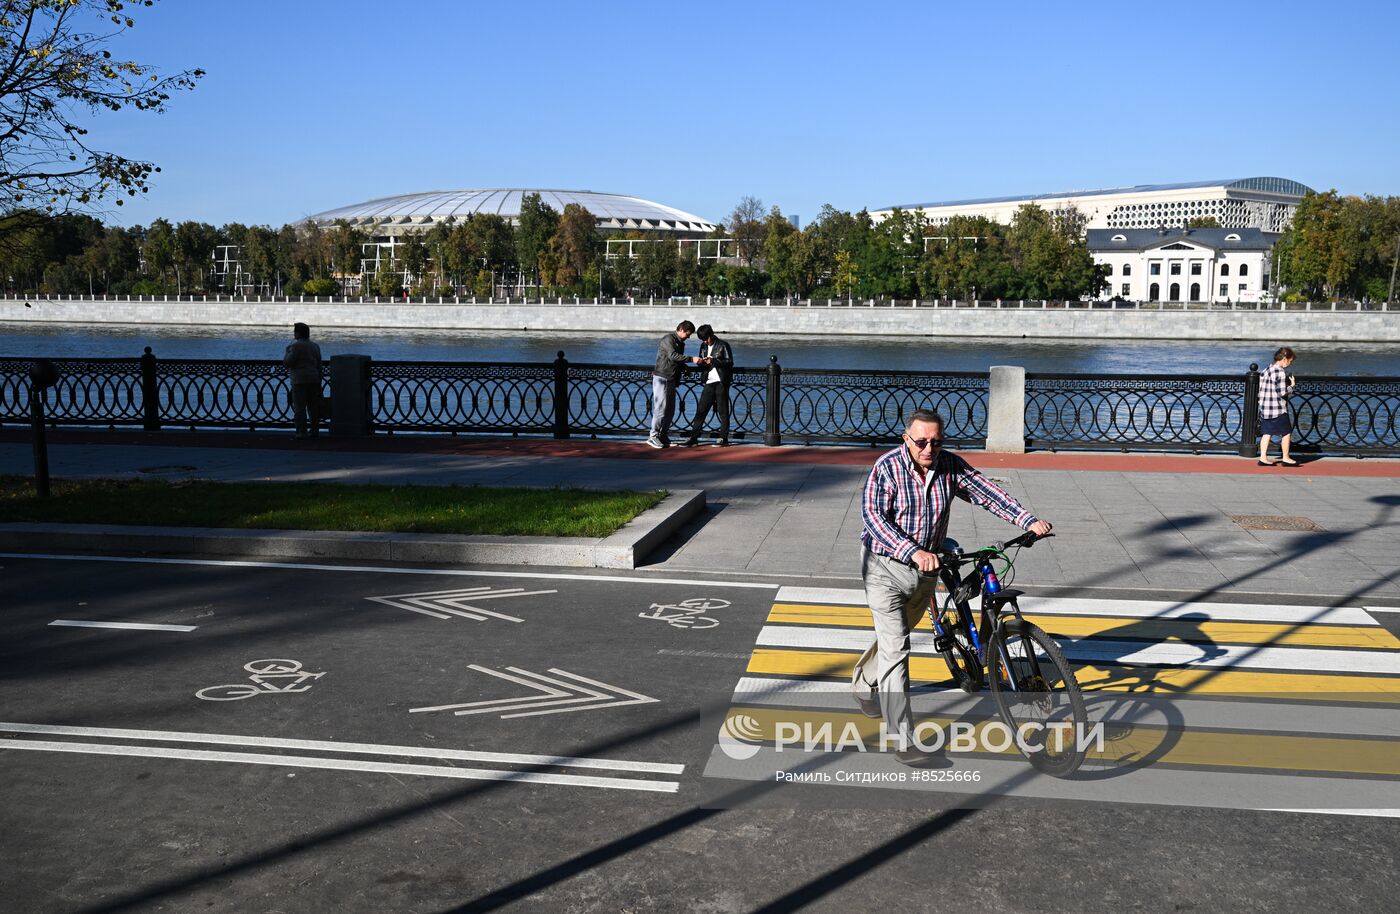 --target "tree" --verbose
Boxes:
[636,234,678,297]
[0,1,203,218]
[1186,216,1221,229]
[761,206,799,297]
[727,195,765,266]
[546,203,596,289]
[514,192,559,288]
